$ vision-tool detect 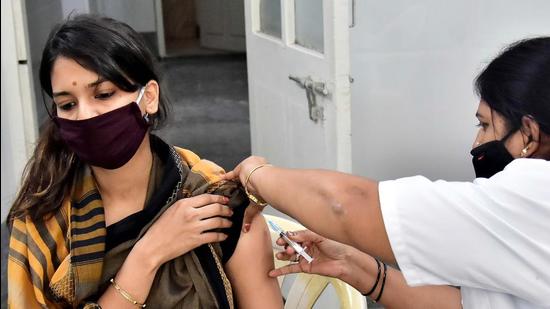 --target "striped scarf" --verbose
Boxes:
[8,139,245,308]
